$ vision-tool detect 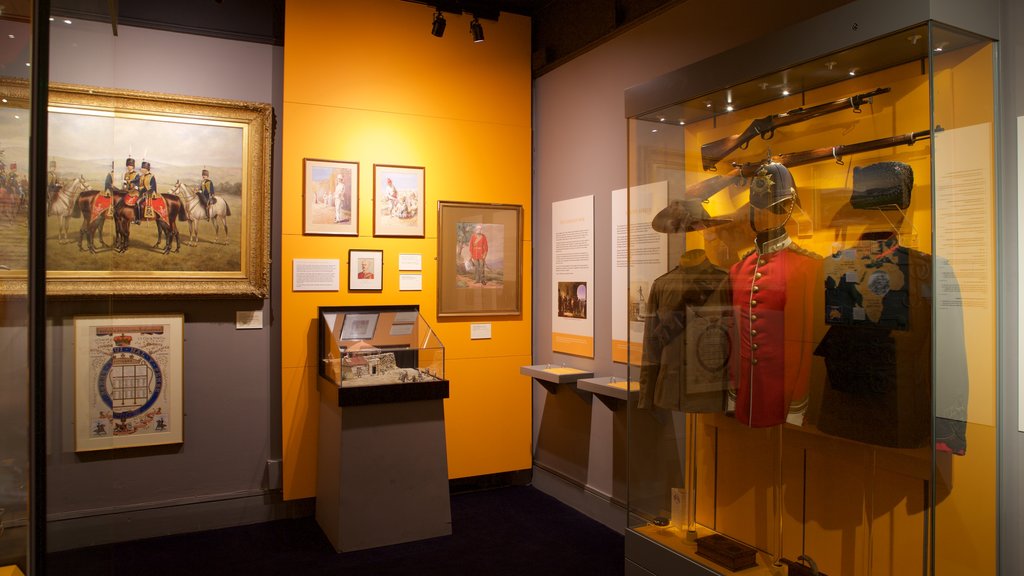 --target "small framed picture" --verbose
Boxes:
[304,159,359,236]
[373,164,425,237]
[339,313,379,341]
[348,249,383,291]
